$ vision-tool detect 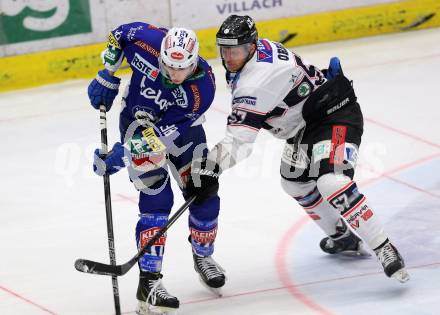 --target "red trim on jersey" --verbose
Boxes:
[303,197,323,210]
[326,181,354,201]
[234,106,267,115]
